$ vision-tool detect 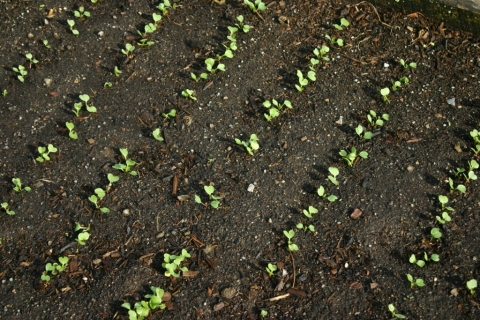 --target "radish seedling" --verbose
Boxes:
[409,254,425,267]
[137,38,155,46]
[400,59,417,69]
[41,256,69,282]
[297,222,315,232]
[182,89,197,101]
[162,249,191,278]
[303,205,318,218]
[113,148,137,175]
[430,227,442,241]
[295,70,314,92]
[265,263,277,276]
[88,188,110,213]
[66,122,78,140]
[122,43,135,58]
[157,0,176,15]
[380,87,390,103]
[367,110,389,128]
[333,17,350,30]
[236,15,250,33]
[235,134,260,155]
[325,34,343,46]
[75,222,90,245]
[13,65,27,83]
[162,109,176,120]
[2,89,7,97]
[470,129,480,144]
[114,66,122,76]
[152,128,164,141]
[205,58,225,74]
[339,147,368,167]
[122,286,166,320]
[328,167,340,185]
[436,211,451,224]
[152,13,162,25]
[283,230,299,251]
[317,185,338,202]
[36,144,57,162]
[263,99,292,121]
[12,178,31,192]
[137,23,157,37]
[472,145,480,156]
[448,177,466,193]
[106,173,119,192]
[25,53,38,66]
[74,6,90,18]
[438,195,454,212]
[388,304,405,319]
[260,310,268,317]
[467,279,477,295]
[1,202,15,215]
[191,72,208,82]
[195,185,222,209]
[104,82,112,88]
[243,0,266,13]
[43,39,51,49]
[67,19,79,35]
[355,125,372,140]
[406,274,425,288]
[77,94,97,113]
